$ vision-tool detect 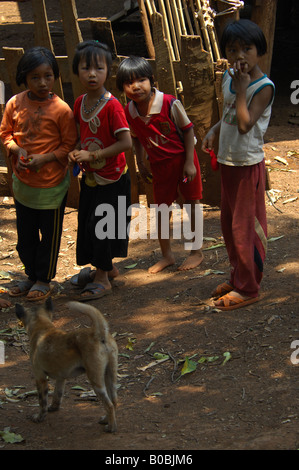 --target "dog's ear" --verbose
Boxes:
[45,297,53,313]
[15,303,26,322]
